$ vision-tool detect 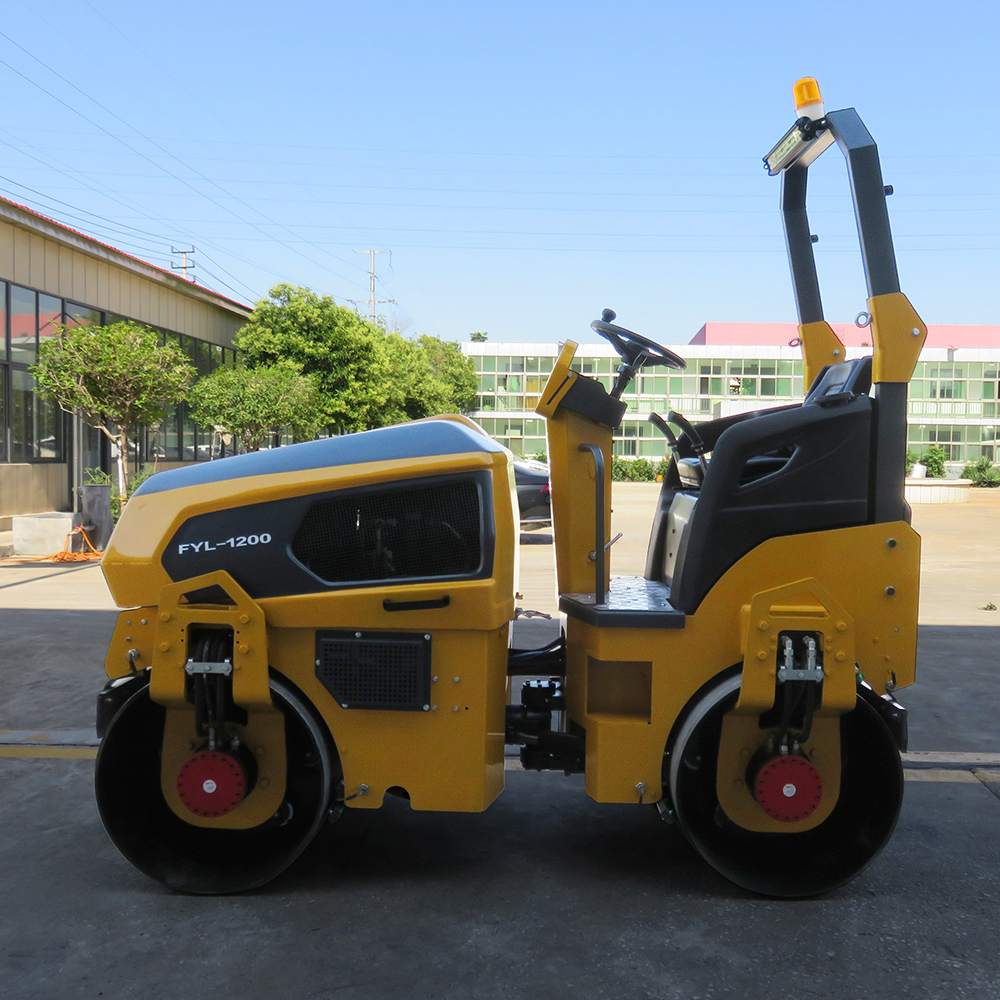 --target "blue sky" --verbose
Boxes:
[1,0,998,344]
